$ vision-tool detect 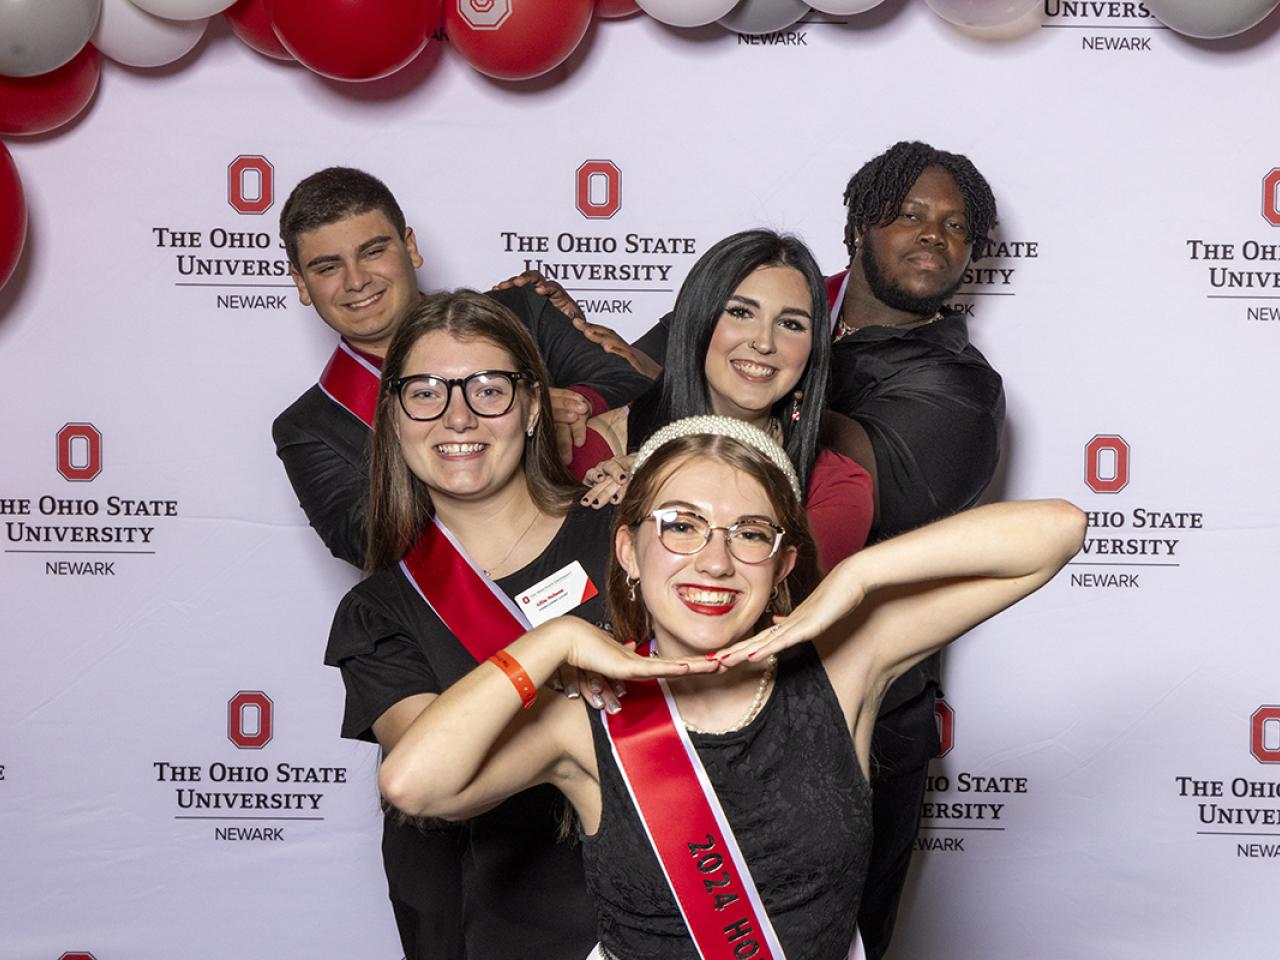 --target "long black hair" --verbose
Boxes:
[628,229,830,495]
